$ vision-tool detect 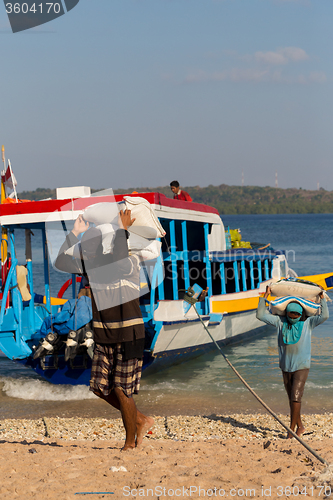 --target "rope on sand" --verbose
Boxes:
[42,417,50,438]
